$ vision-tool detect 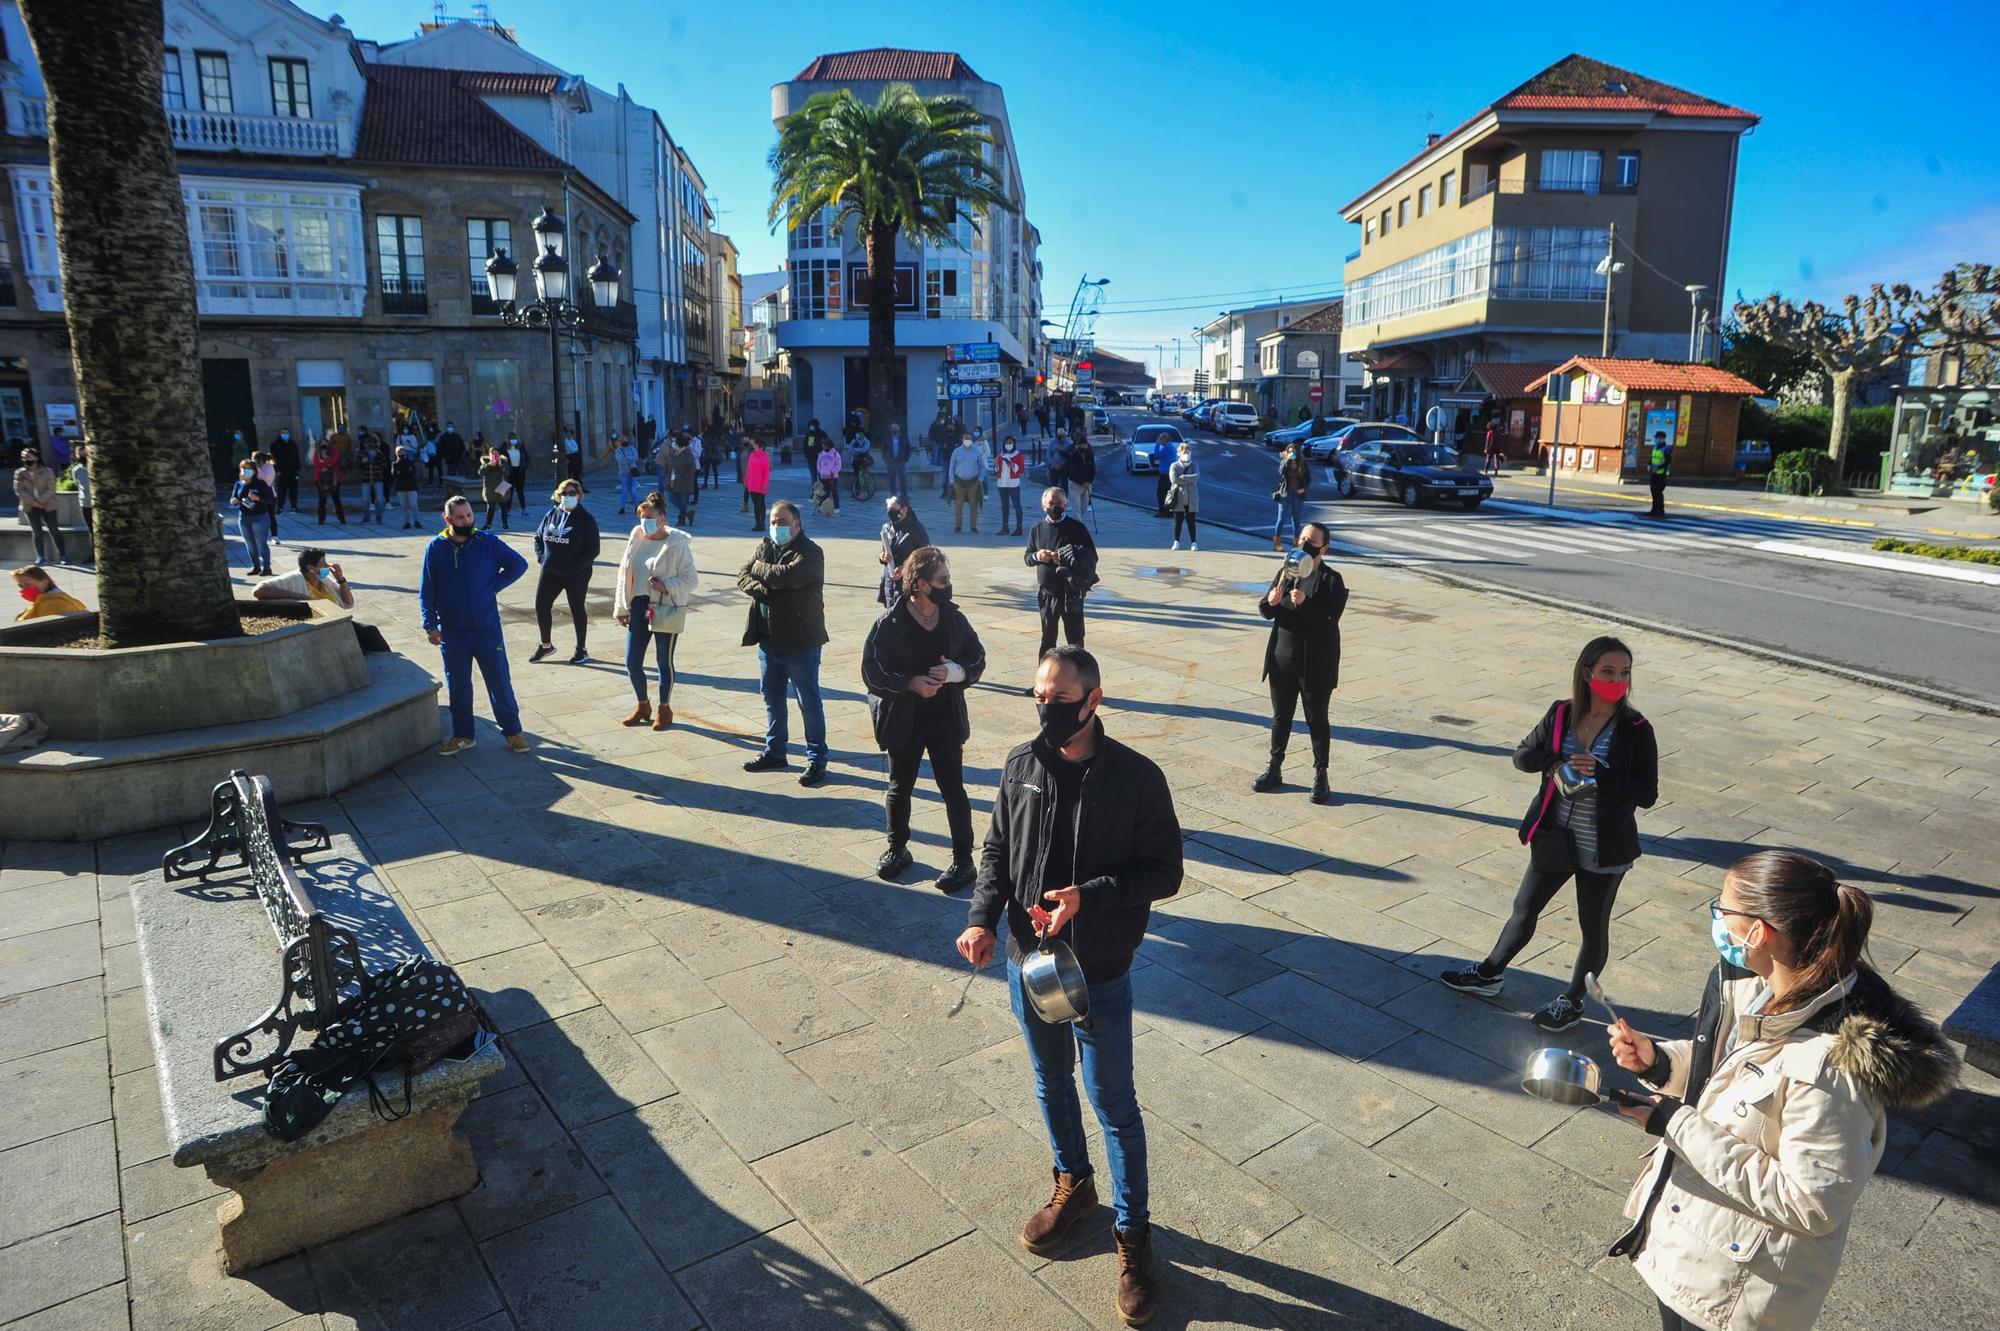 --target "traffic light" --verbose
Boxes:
[1077,361,1093,372]
[1036,373,1045,385]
